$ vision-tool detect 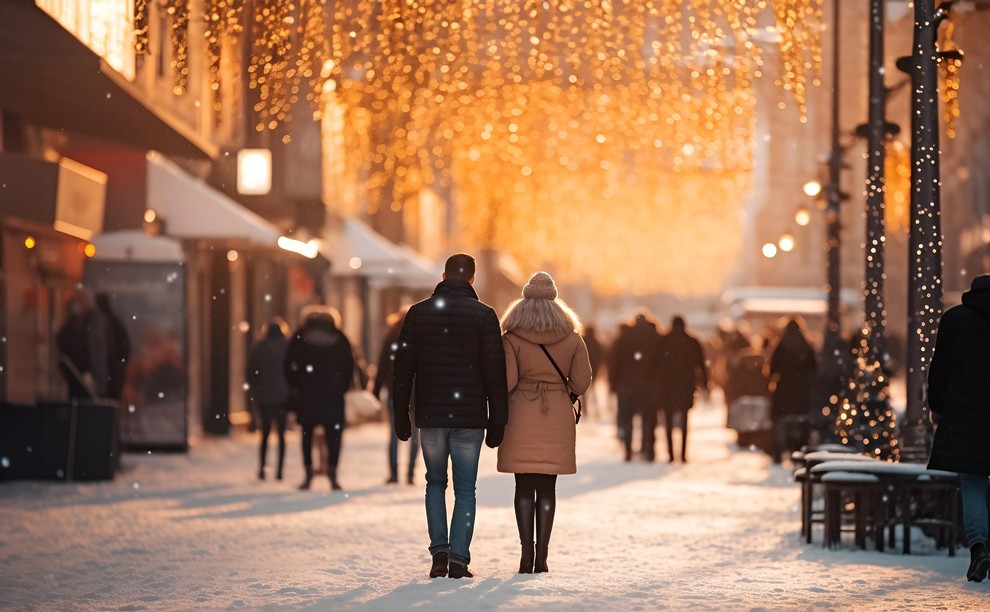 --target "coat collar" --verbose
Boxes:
[433,278,479,301]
